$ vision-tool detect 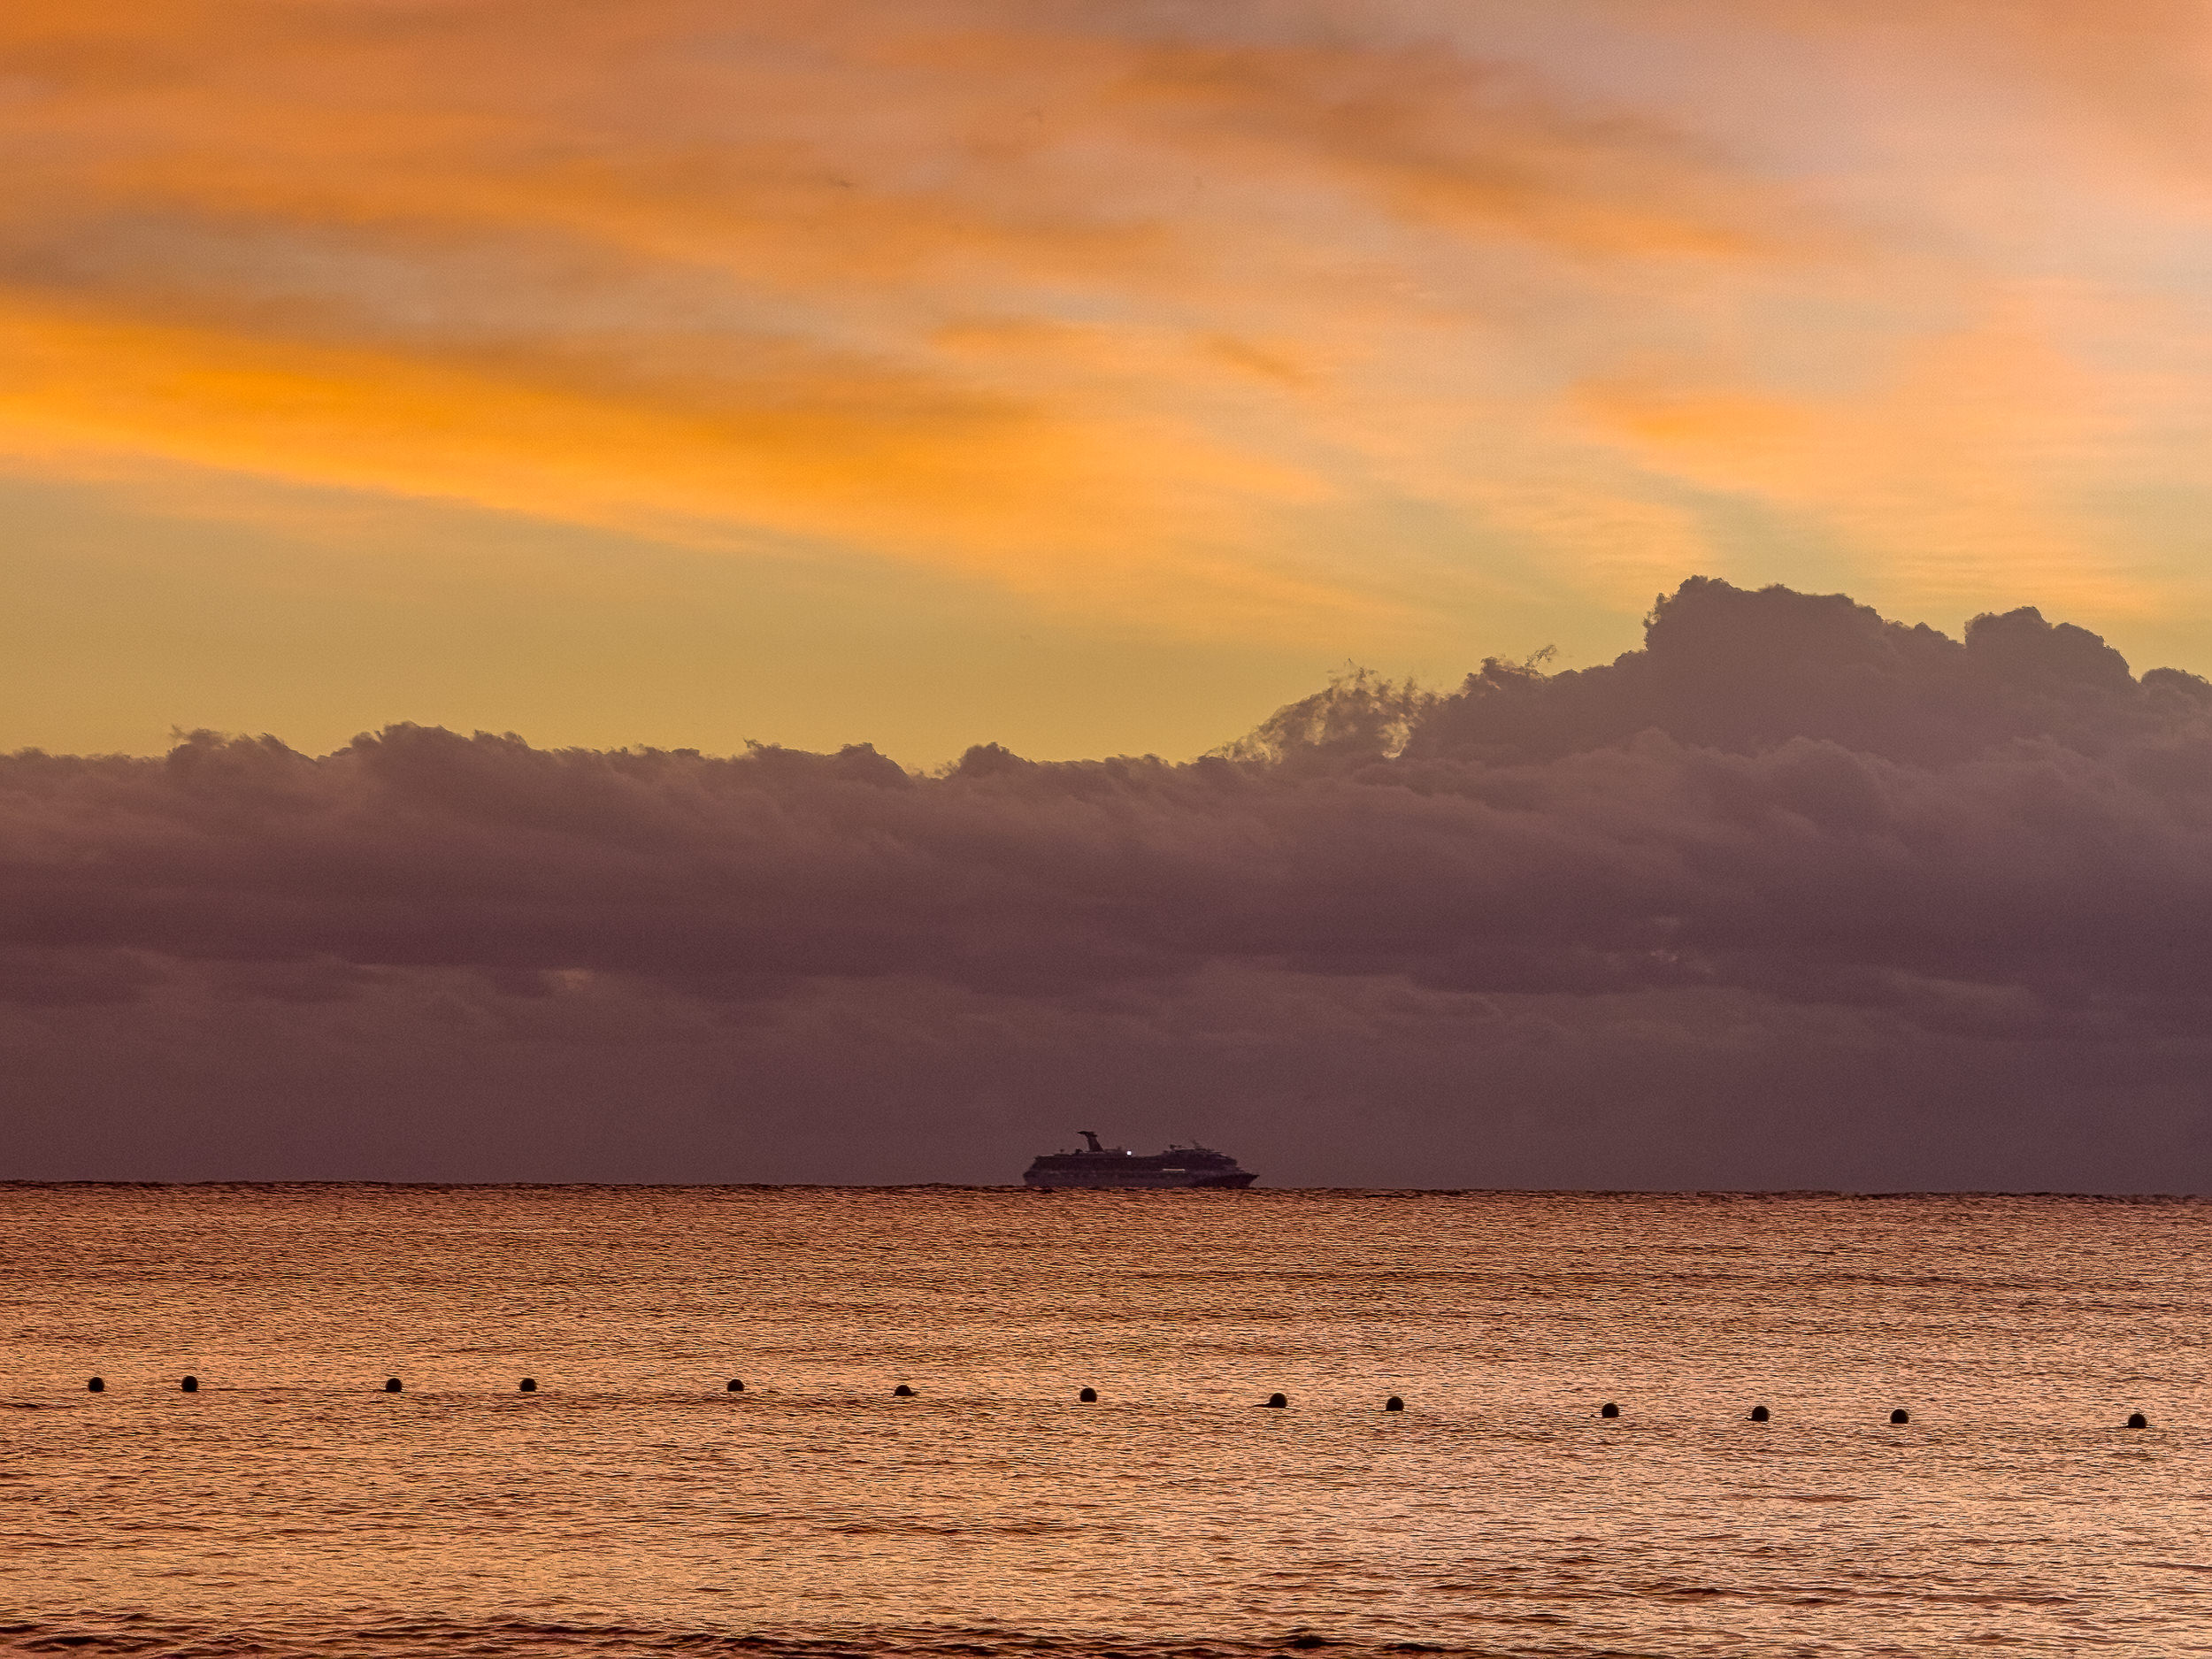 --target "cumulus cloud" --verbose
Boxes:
[6,579,2212,1188]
